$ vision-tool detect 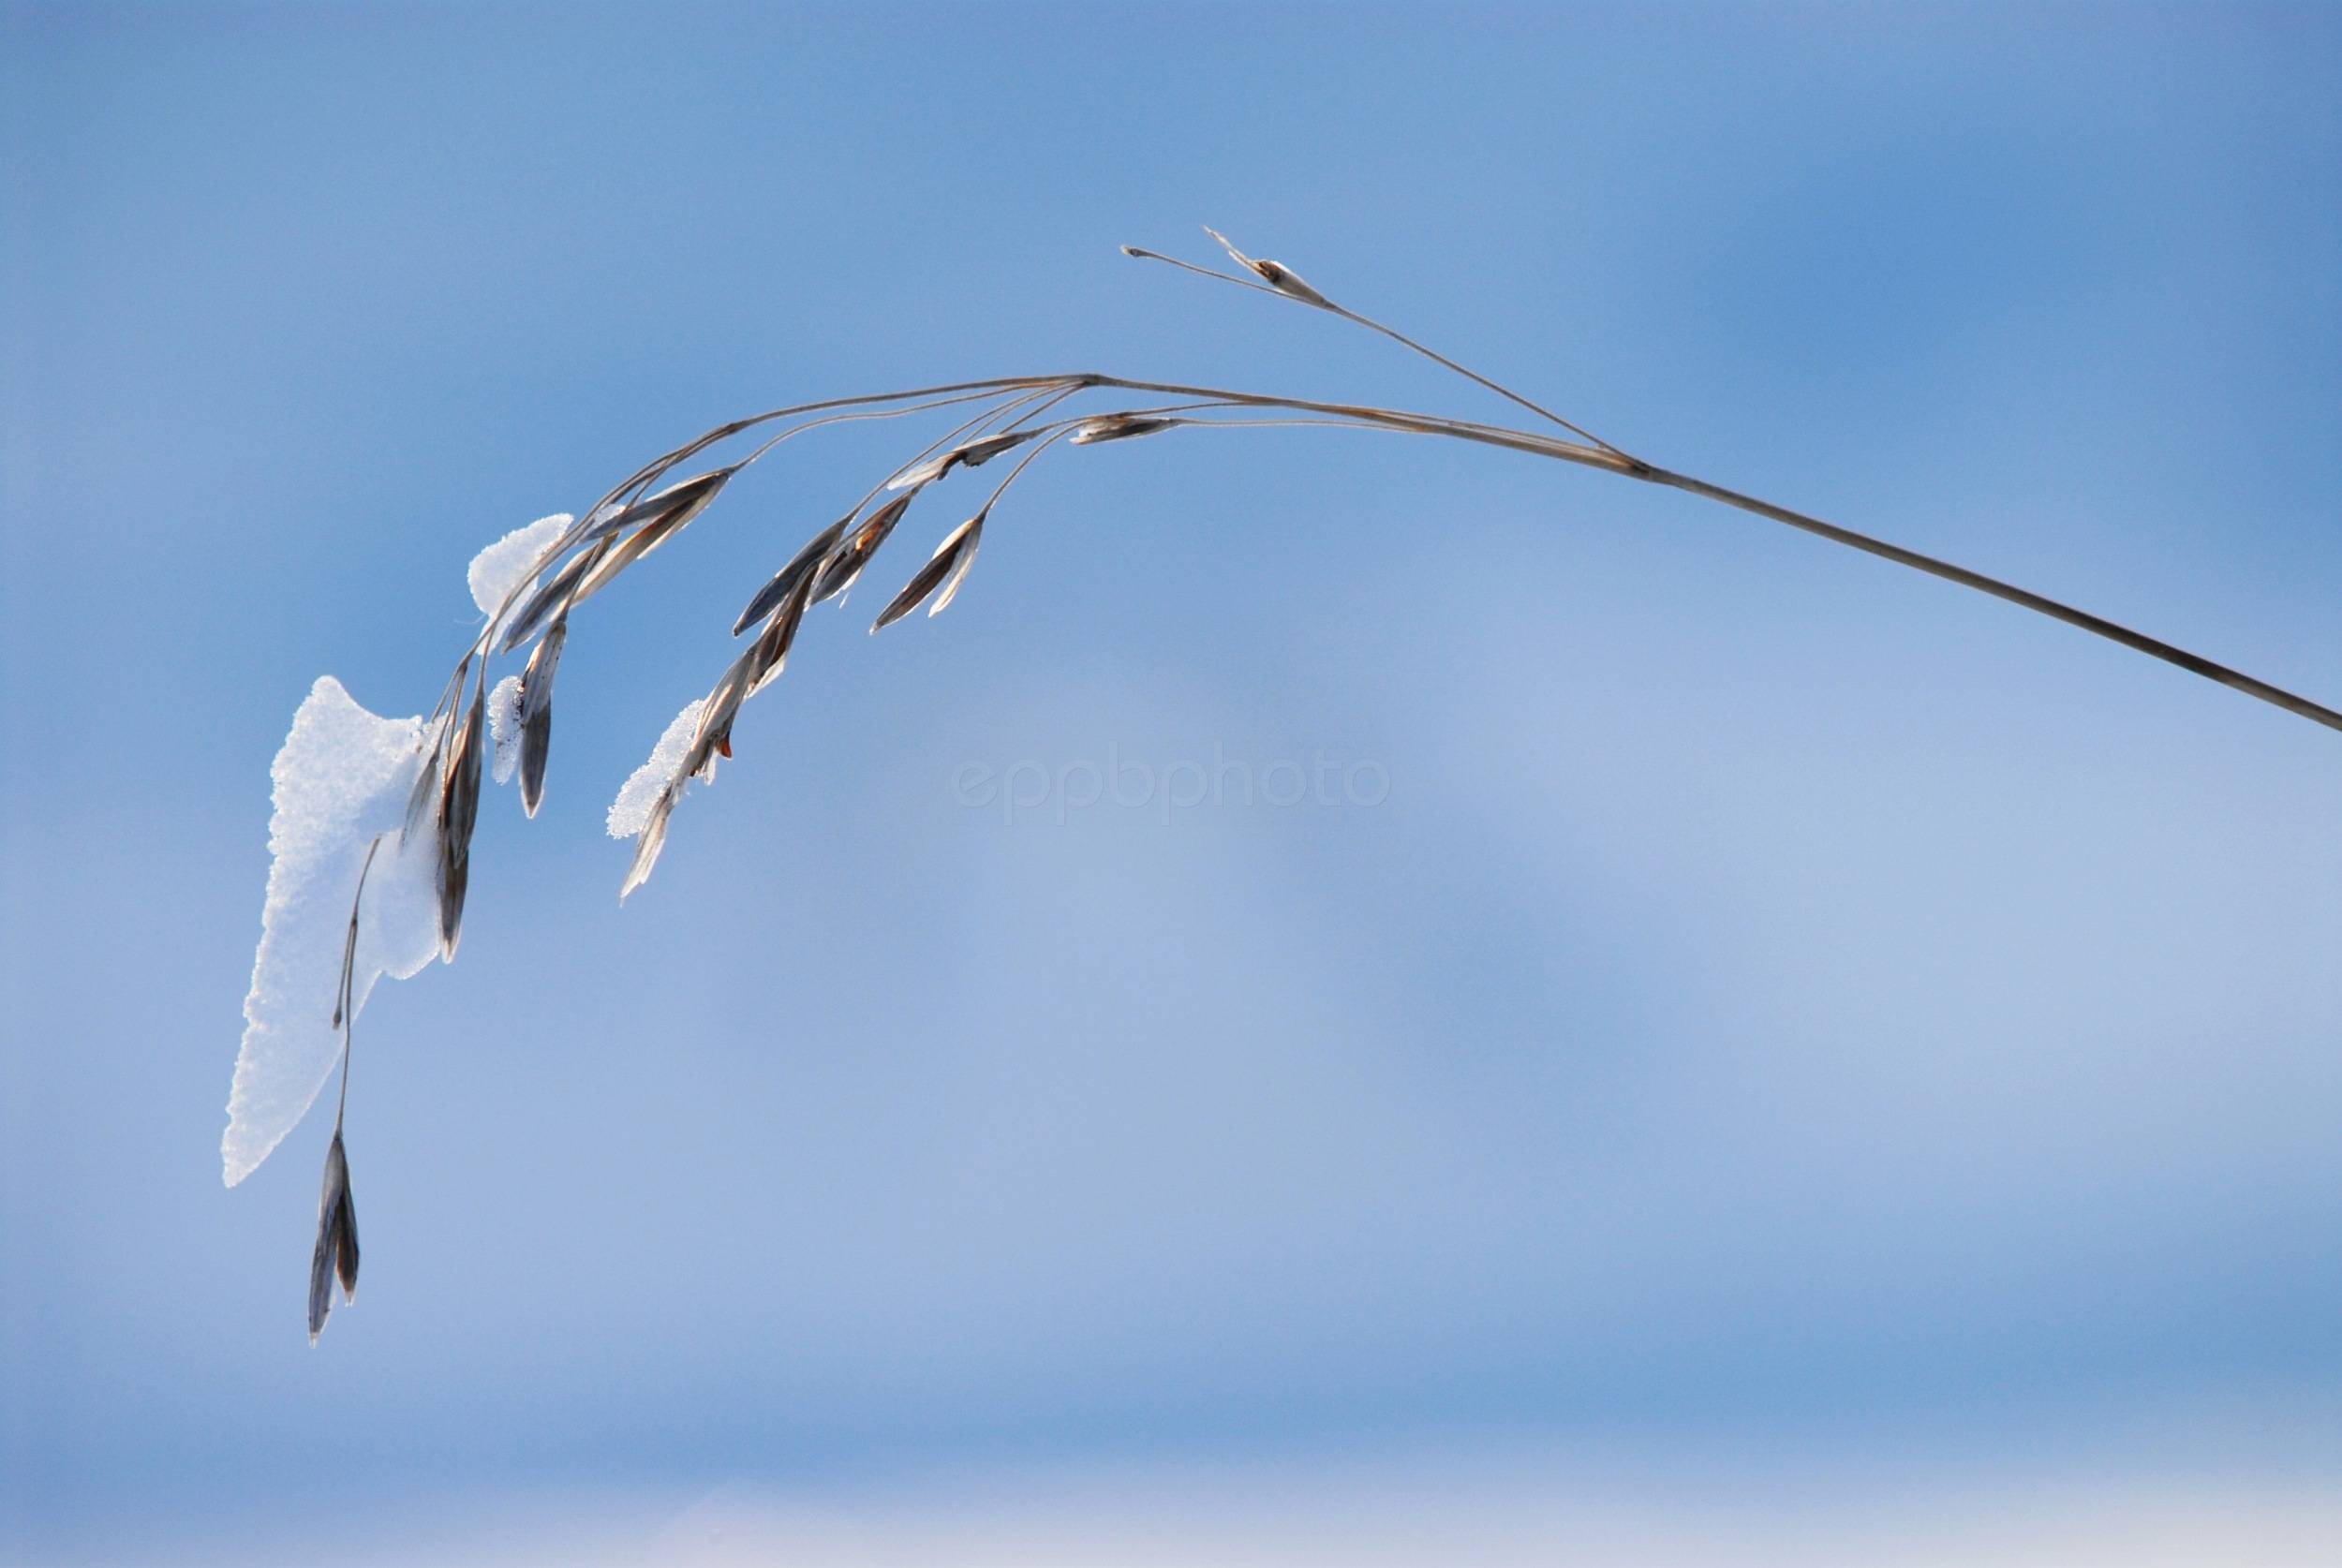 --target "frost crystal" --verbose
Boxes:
[225,677,448,1186]
[608,699,706,838]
